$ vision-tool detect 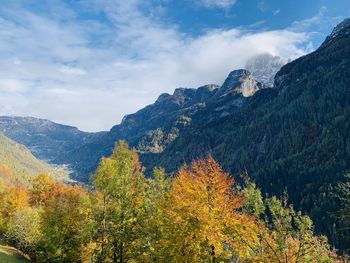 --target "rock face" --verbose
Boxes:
[322,18,350,47]
[216,69,264,97]
[245,53,286,86]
